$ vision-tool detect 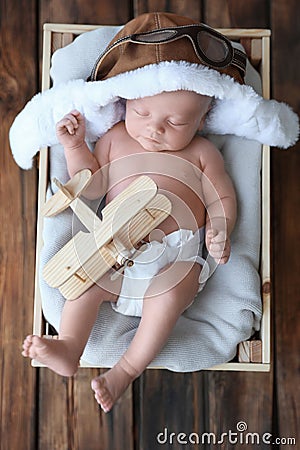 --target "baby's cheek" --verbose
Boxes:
[125,117,137,138]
